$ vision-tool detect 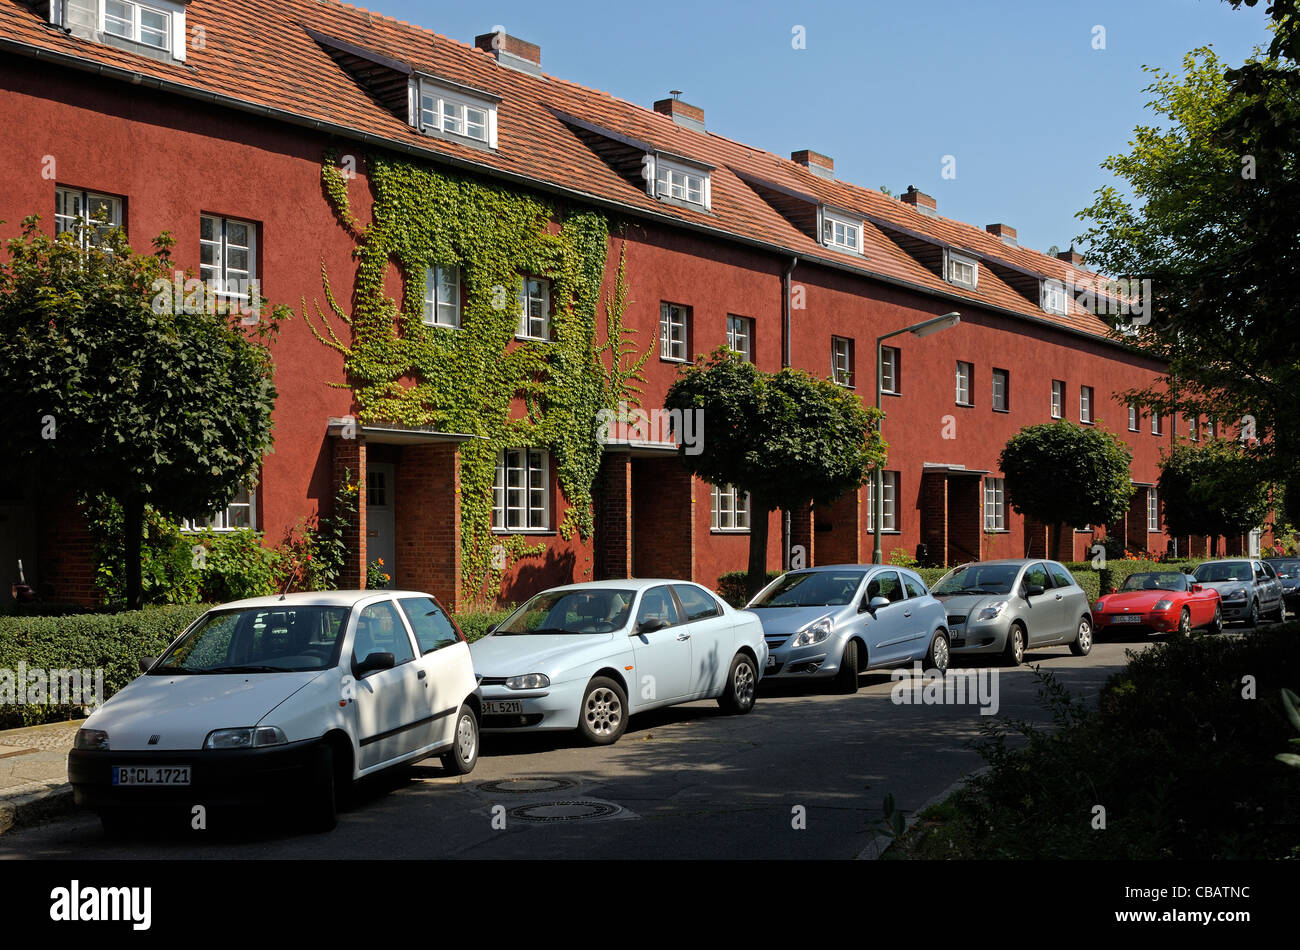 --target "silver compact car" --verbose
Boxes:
[745,565,950,694]
[930,560,1093,665]
[1190,559,1285,625]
